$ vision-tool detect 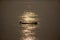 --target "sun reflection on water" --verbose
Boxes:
[19,12,39,23]
[19,11,39,40]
